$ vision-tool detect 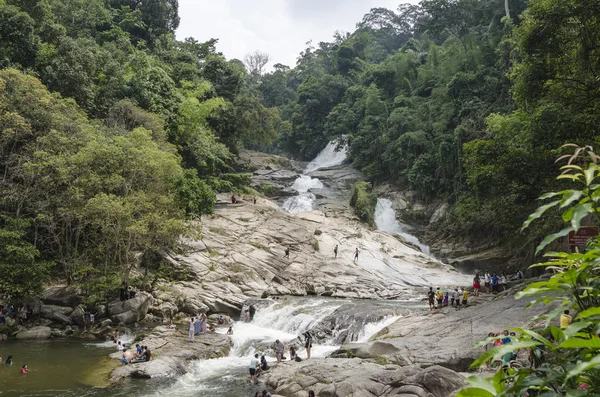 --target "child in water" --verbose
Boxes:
[21,364,28,374]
